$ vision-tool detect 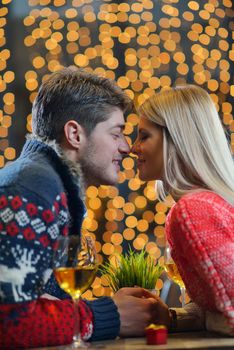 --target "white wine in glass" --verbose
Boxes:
[54,266,97,300]
[54,235,98,349]
[164,244,186,307]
